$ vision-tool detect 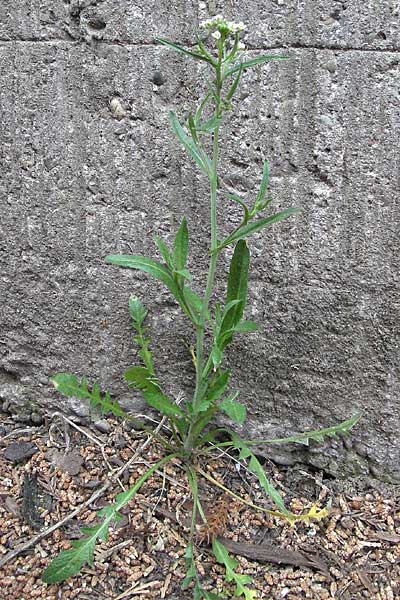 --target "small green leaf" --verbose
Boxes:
[128,295,147,326]
[143,390,185,417]
[51,374,126,418]
[219,240,250,348]
[106,254,178,294]
[205,371,230,404]
[154,236,174,269]
[124,365,160,393]
[215,208,299,251]
[211,344,223,368]
[225,63,243,102]
[195,92,212,127]
[187,112,199,143]
[169,111,211,177]
[173,216,189,271]
[42,525,104,583]
[197,114,222,133]
[157,38,211,63]
[212,539,257,600]
[251,160,269,214]
[220,393,246,425]
[51,373,89,398]
[233,320,258,333]
[191,406,218,441]
[227,54,289,76]
[233,436,289,516]
[183,286,208,323]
